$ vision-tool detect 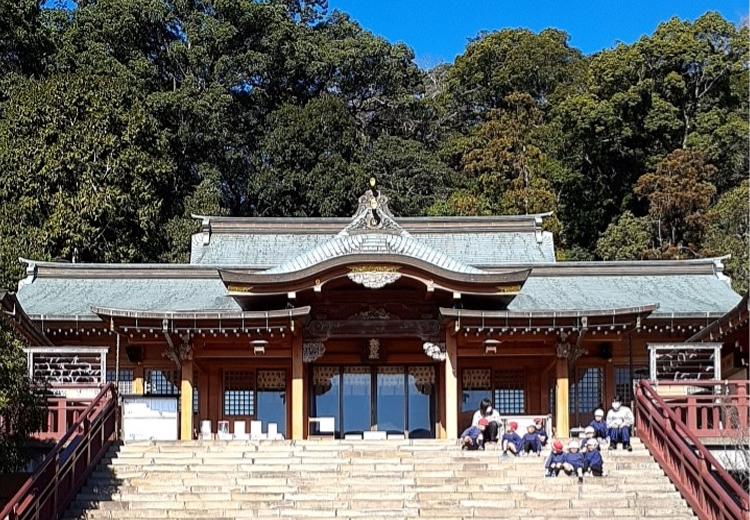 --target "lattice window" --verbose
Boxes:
[257,370,286,391]
[145,369,179,396]
[463,369,491,389]
[570,367,602,413]
[615,366,648,406]
[106,369,133,394]
[224,371,254,416]
[410,366,435,395]
[462,368,491,414]
[494,370,525,414]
